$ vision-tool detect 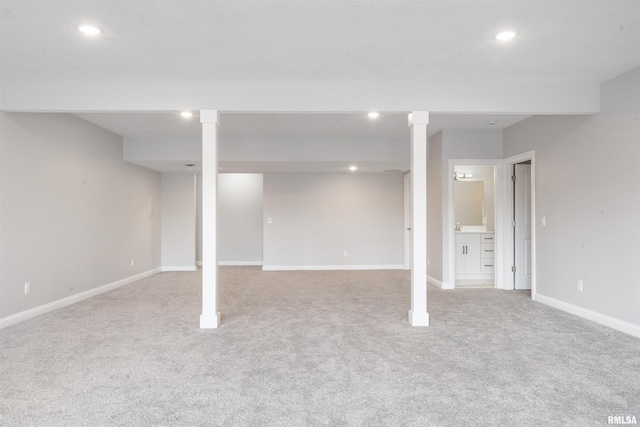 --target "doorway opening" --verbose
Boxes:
[501,151,536,298]
[446,159,503,290]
